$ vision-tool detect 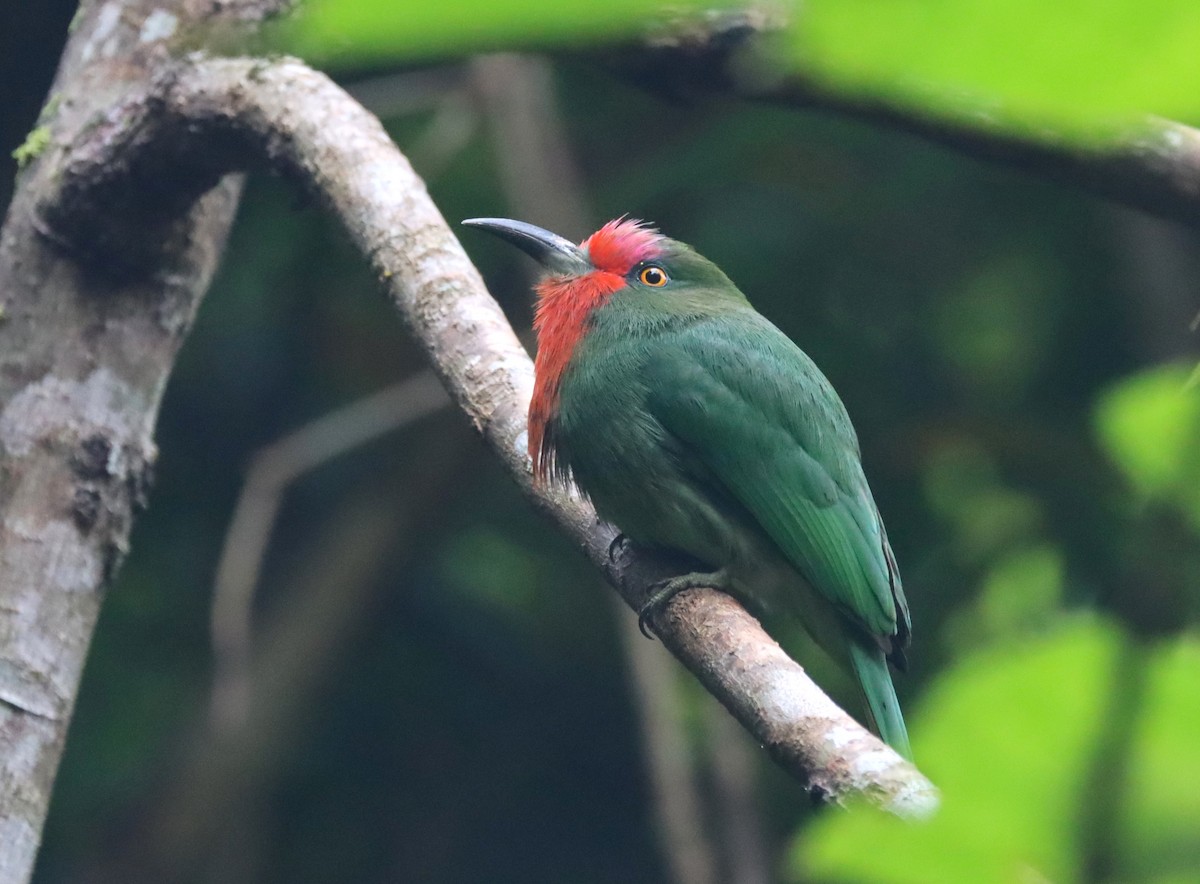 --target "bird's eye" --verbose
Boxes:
[638,265,669,287]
